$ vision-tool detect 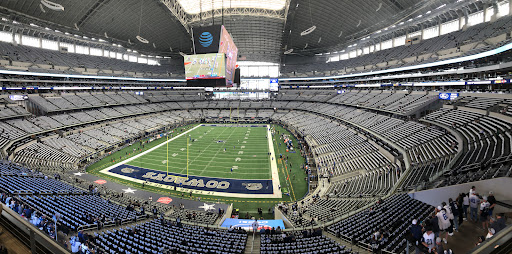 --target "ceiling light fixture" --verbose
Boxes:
[301,26,316,36]
[135,0,149,44]
[39,4,46,13]
[283,49,293,54]
[376,3,382,12]
[301,0,316,36]
[40,0,64,11]
[136,35,149,44]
